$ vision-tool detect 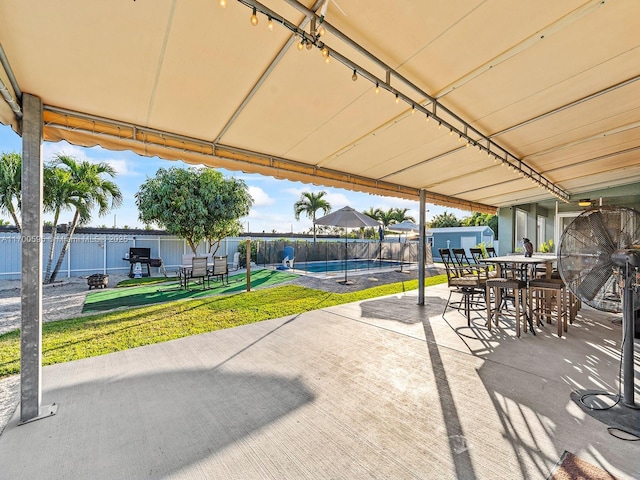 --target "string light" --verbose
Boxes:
[425,113,430,122]
[395,94,399,104]
[352,69,357,81]
[321,46,329,58]
[268,16,274,31]
[318,25,326,36]
[375,83,380,94]
[297,39,305,50]
[219,0,226,7]
[250,7,258,26]
[325,54,330,64]
[411,105,416,114]
[306,40,312,50]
